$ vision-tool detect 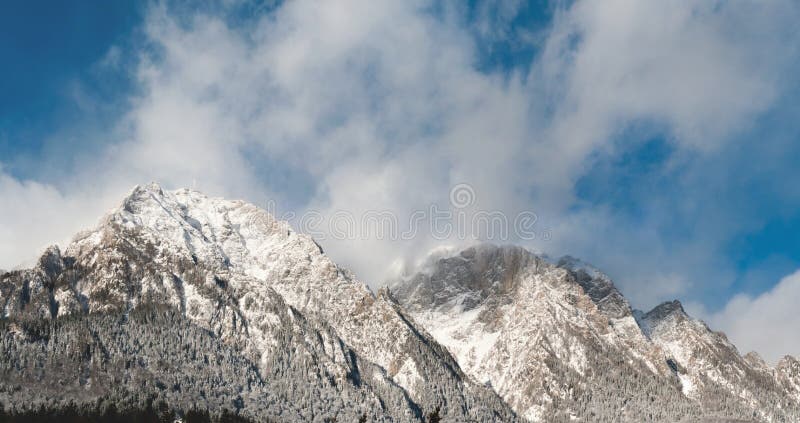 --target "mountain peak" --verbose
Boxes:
[646,300,686,319]
[124,181,166,202]
[36,245,64,279]
[556,255,631,319]
[390,243,714,420]
[4,186,799,422]
[778,355,800,369]
[1,185,518,422]
[133,181,165,194]
[389,243,544,313]
[637,300,687,337]
[743,351,769,369]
